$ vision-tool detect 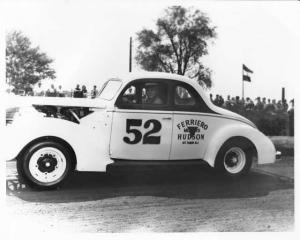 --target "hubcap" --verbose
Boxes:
[37,153,58,173]
[224,147,246,174]
[29,147,67,184]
